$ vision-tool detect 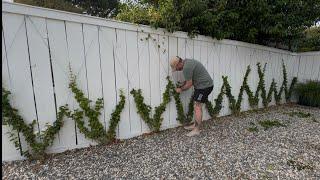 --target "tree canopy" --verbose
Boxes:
[15,0,120,18]
[14,0,320,52]
[116,0,320,51]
